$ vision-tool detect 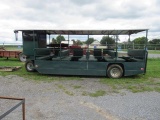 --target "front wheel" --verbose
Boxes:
[25,60,35,72]
[107,64,123,78]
